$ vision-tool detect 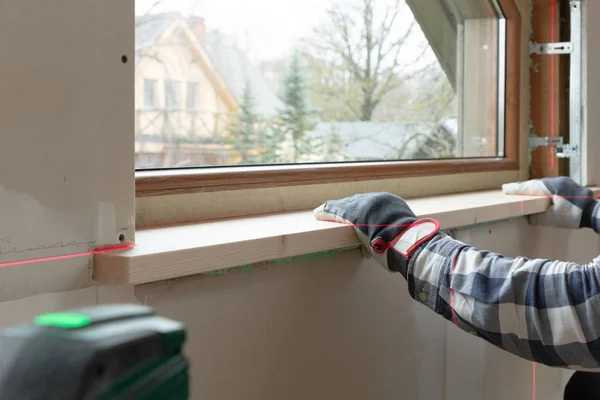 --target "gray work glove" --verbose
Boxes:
[502,176,600,231]
[313,193,440,275]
